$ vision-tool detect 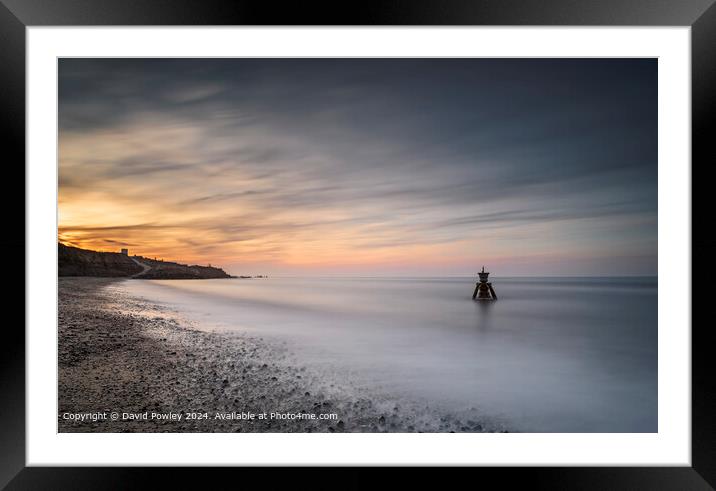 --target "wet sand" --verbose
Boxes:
[58,277,505,433]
